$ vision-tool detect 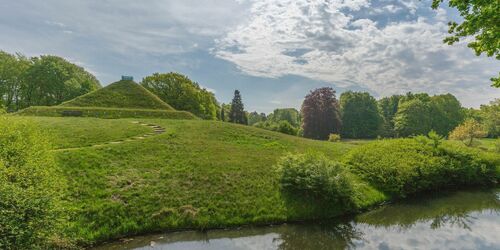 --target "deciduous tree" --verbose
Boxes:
[378,95,402,137]
[340,91,381,138]
[394,99,432,137]
[141,72,219,120]
[449,119,487,146]
[22,55,100,108]
[301,87,341,140]
[479,99,500,137]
